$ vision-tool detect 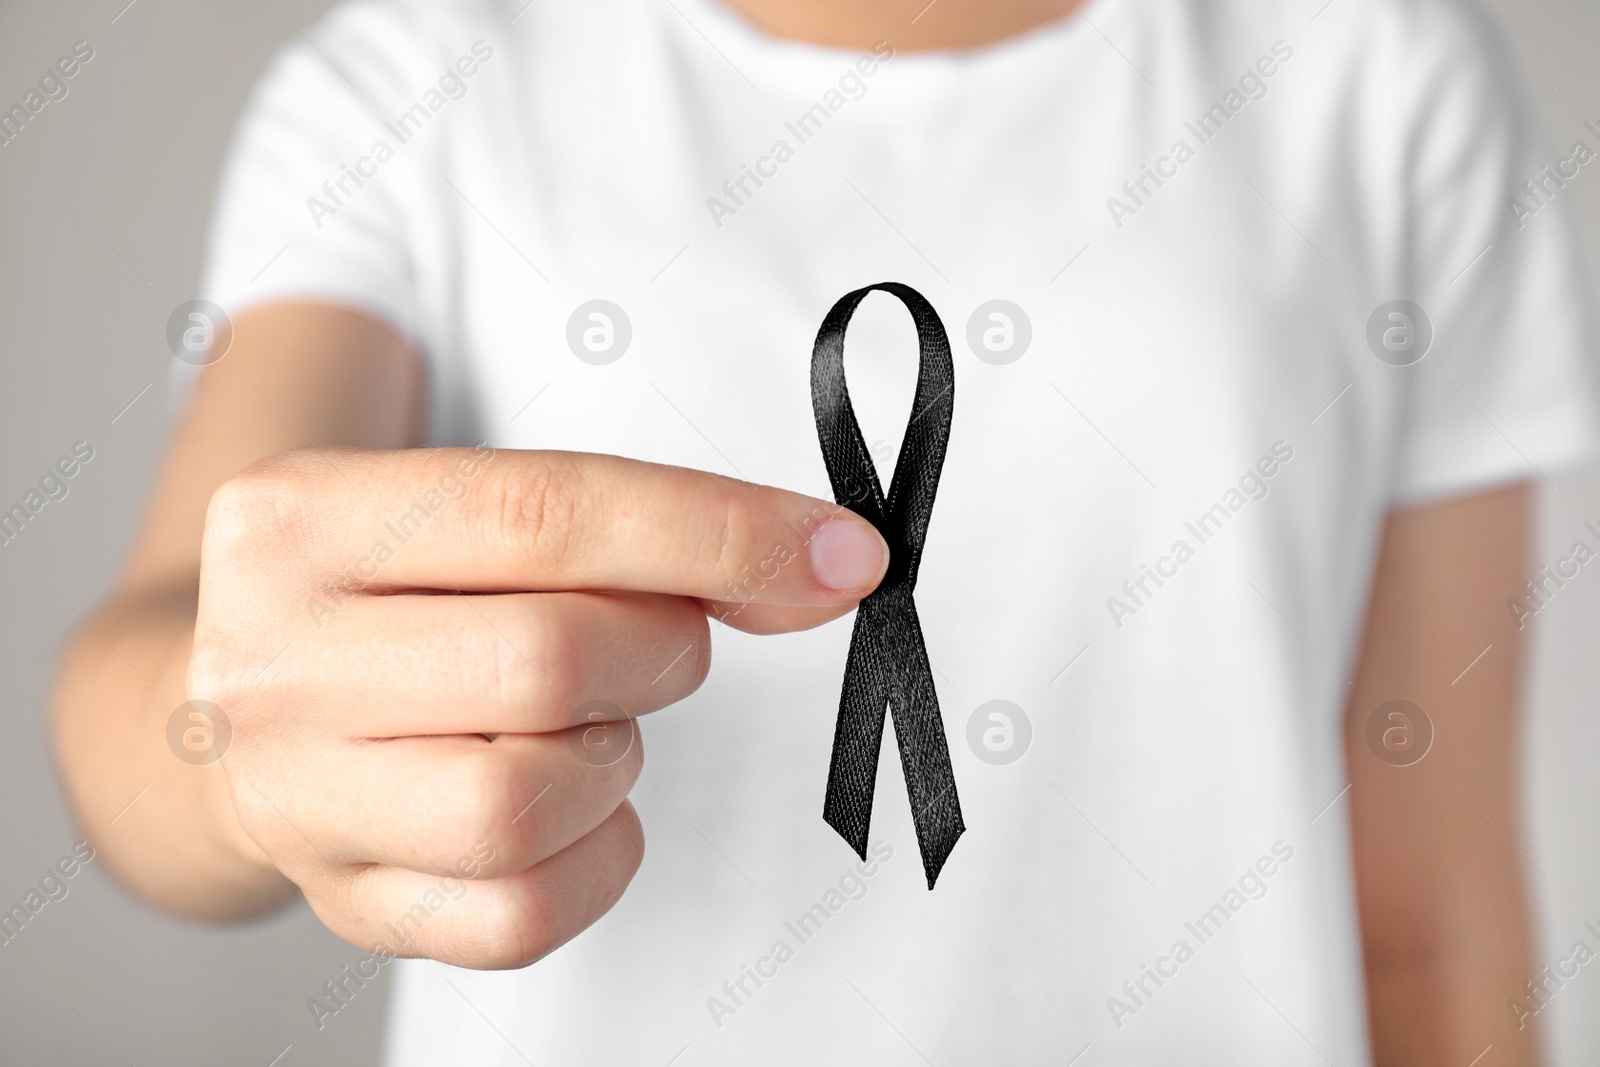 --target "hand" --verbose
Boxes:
[188,447,889,968]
